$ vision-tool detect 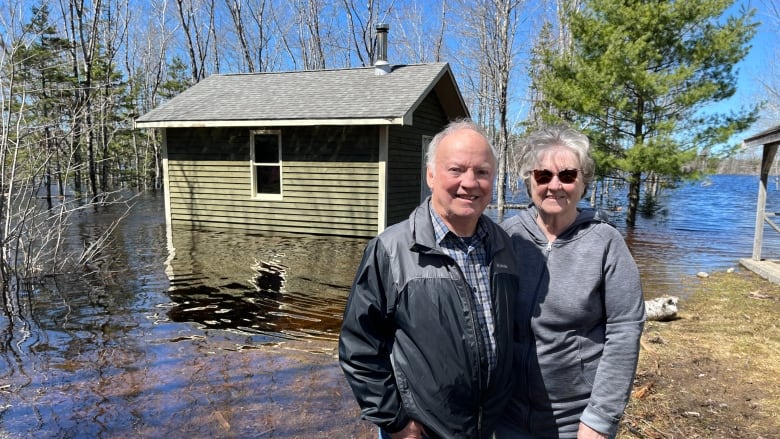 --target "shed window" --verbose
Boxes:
[251,130,282,199]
